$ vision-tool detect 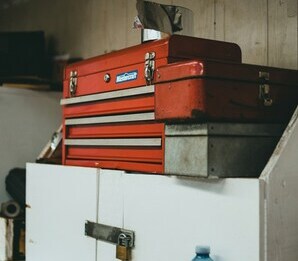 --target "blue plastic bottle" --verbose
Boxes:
[192,245,214,260]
